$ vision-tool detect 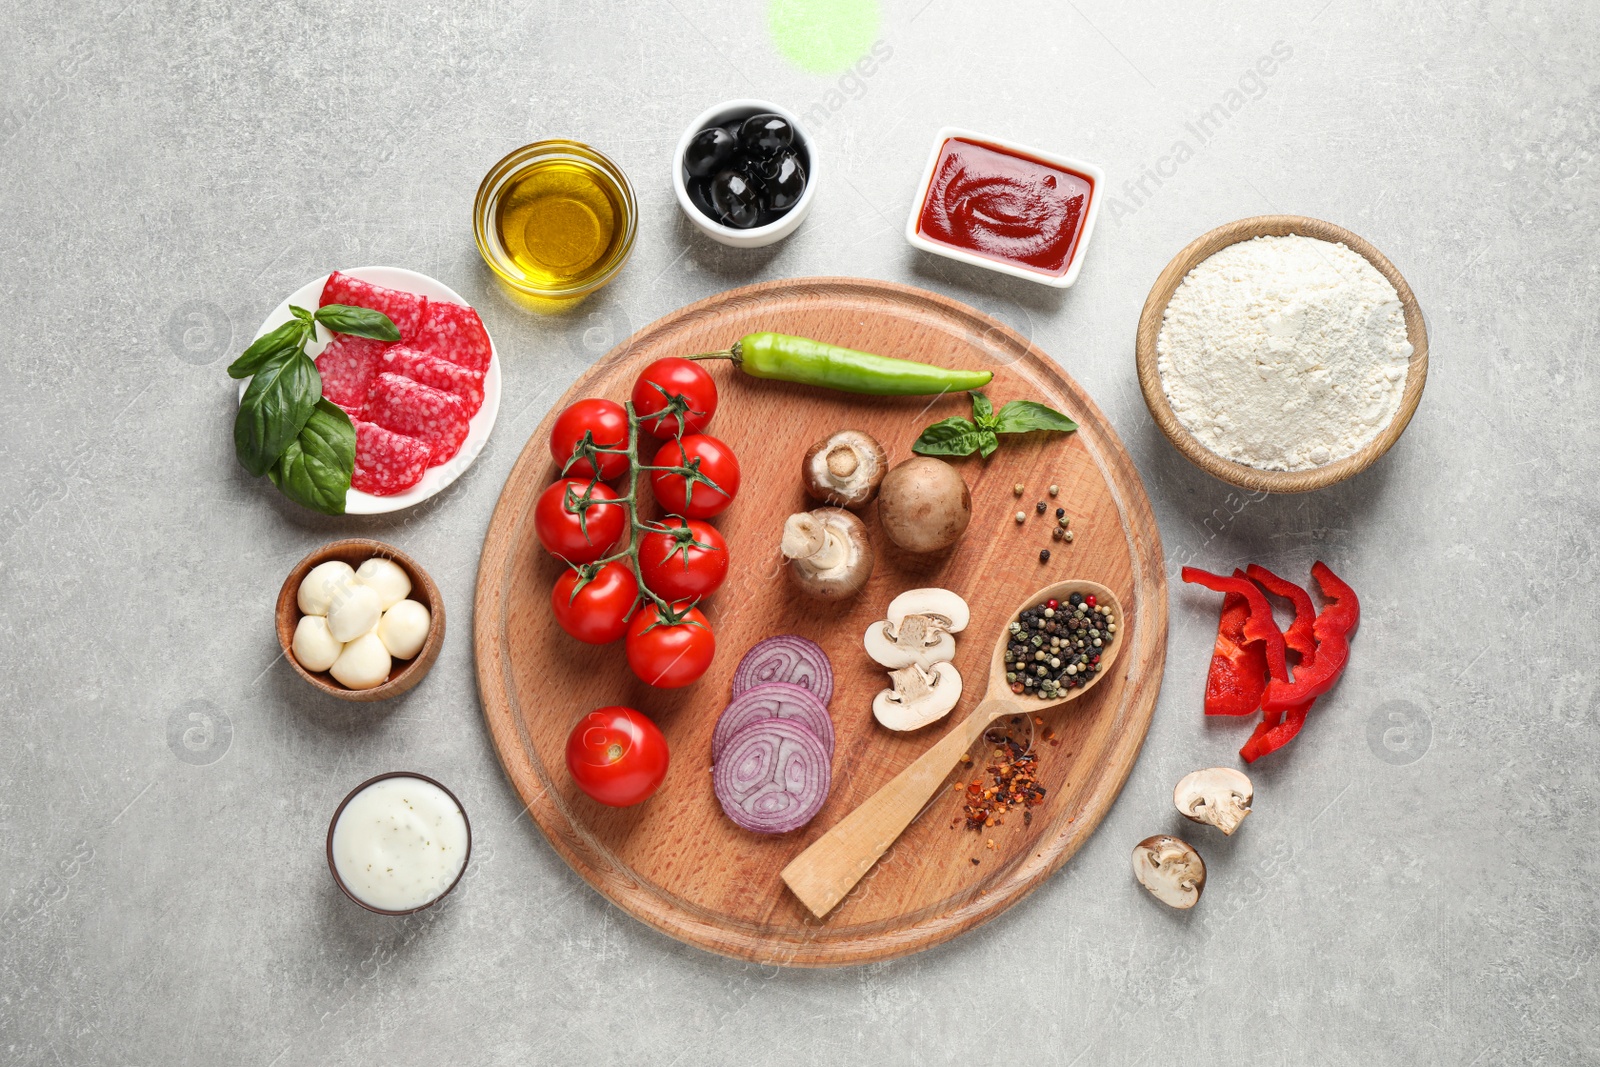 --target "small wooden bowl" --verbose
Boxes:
[276,539,446,702]
[1135,215,1429,494]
